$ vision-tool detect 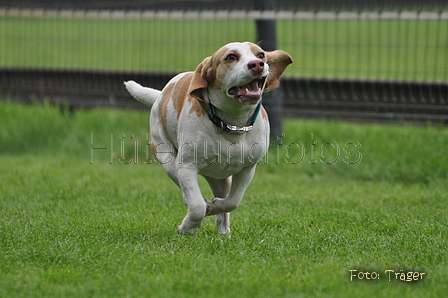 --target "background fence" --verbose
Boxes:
[1,1,447,123]
[2,0,447,11]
